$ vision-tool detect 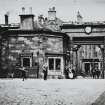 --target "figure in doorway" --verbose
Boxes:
[91,65,101,79]
[91,67,96,79]
[95,66,101,79]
